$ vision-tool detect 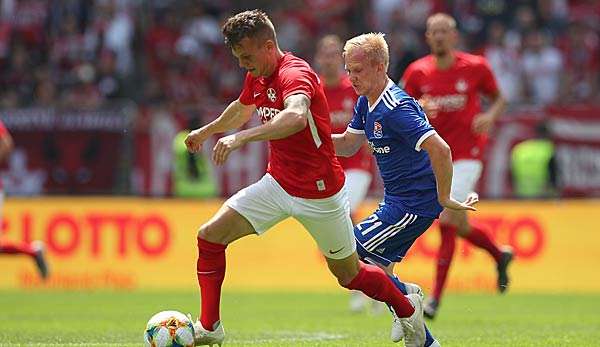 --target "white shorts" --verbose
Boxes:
[226,173,356,259]
[343,169,372,213]
[451,160,483,201]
